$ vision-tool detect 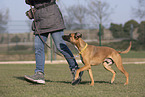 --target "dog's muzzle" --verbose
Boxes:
[62,35,70,42]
